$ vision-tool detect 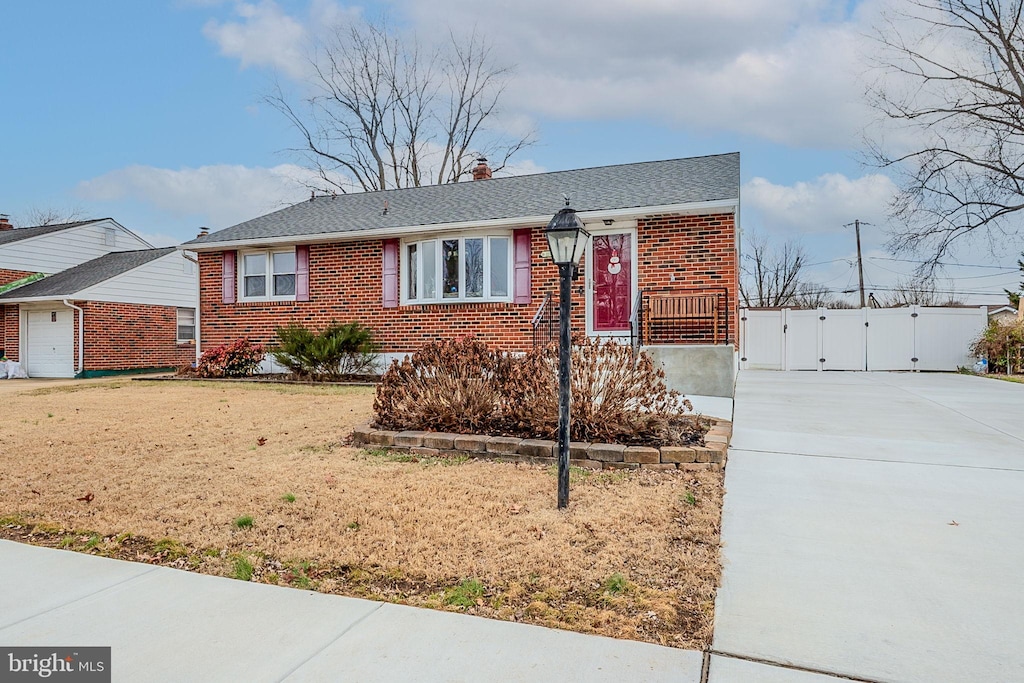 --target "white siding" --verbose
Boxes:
[0,219,152,274]
[78,251,198,308]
